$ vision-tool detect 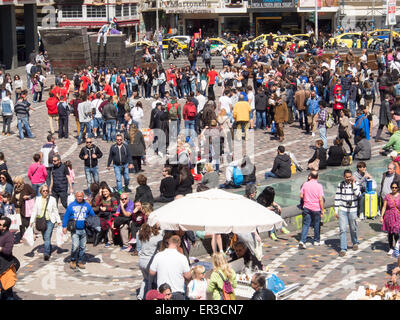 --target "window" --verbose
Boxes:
[86,5,106,18]
[61,5,83,18]
[123,4,130,16]
[130,4,138,15]
[115,4,122,17]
